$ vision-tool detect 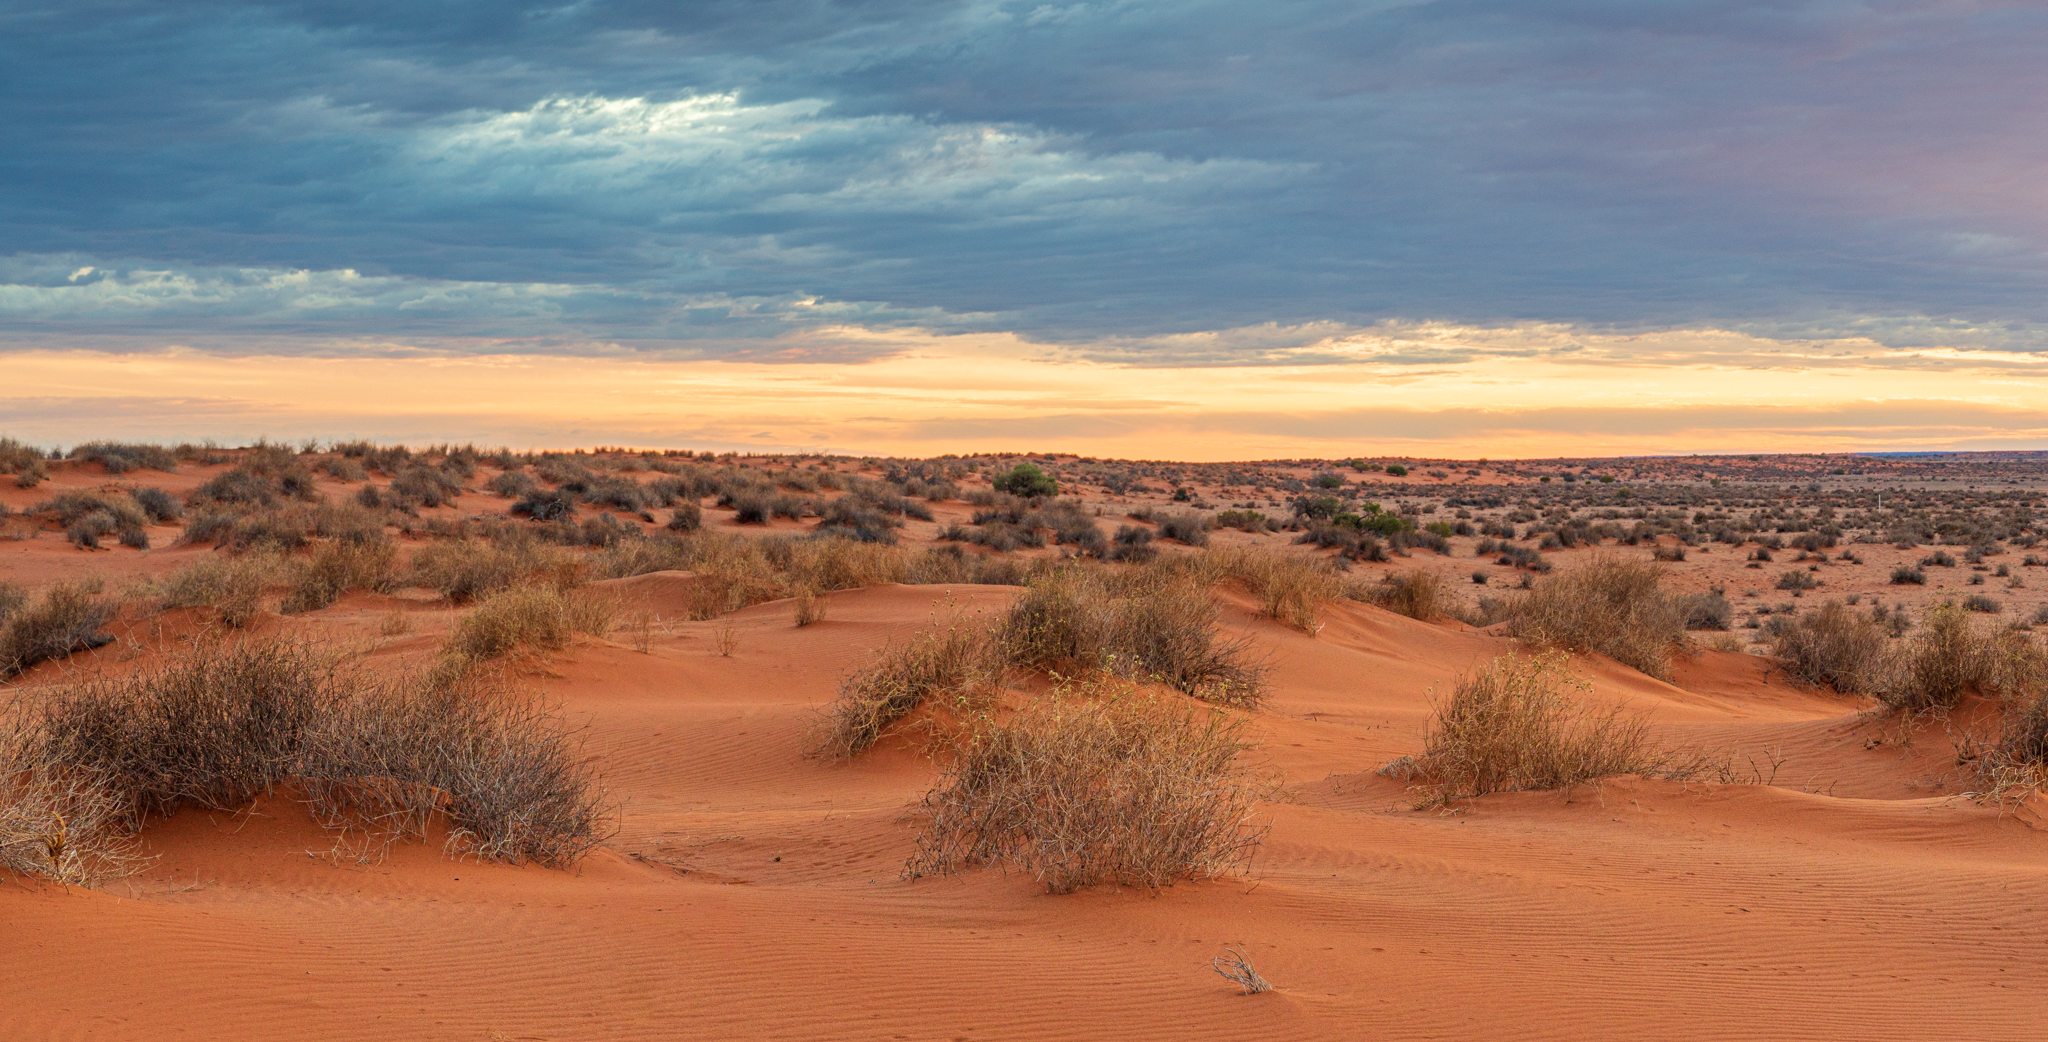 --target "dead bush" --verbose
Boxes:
[1508,556,1688,679]
[906,684,1263,893]
[1409,653,1661,803]
[31,639,340,827]
[818,615,1005,757]
[0,739,140,885]
[298,673,610,867]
